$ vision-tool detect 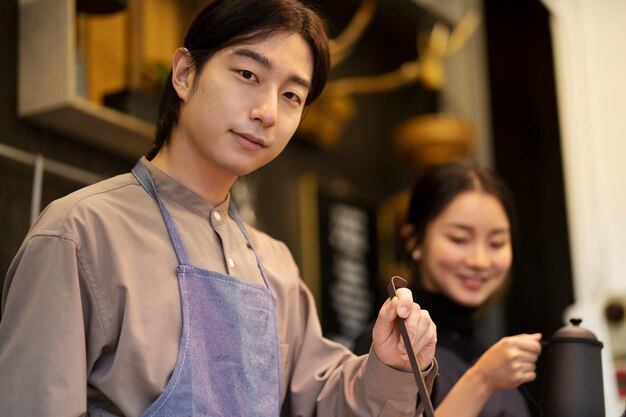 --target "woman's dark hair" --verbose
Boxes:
[405,159,521,291]
[147,0,331,160]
